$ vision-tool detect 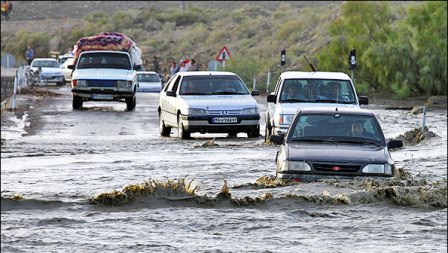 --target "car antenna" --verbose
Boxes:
[335,107,338,111]
[304,55,317,72]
